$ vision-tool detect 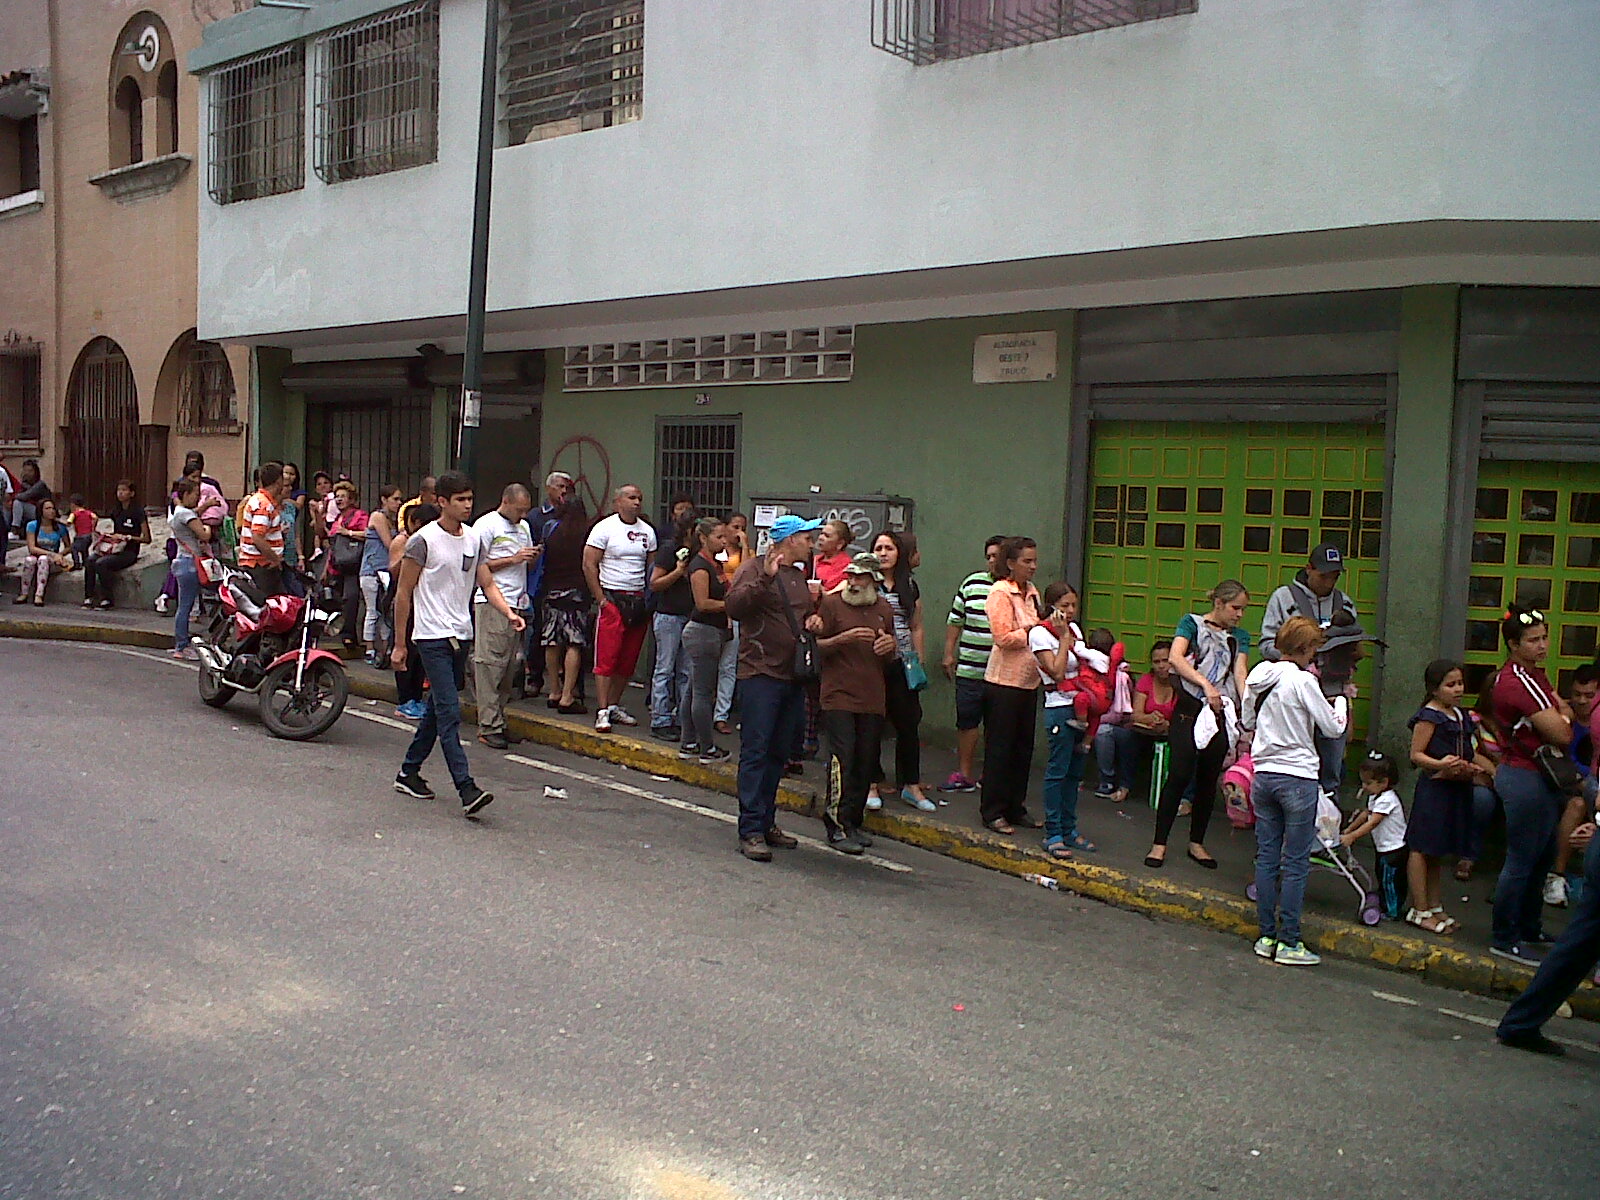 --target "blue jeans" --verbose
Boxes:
[1316,727,1348,797]
[402,639,475,798]
[716,623,739,724]
[1465,783,1500,862]
[1499,831,1600,1038]
[1253,771,1320,945]
[1093,723,1139,794]
[735,675,805,841]
[1043,712,1088,844]
[650,612,690,730]
[172,556,200,651]
[1492,765,1562,949]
